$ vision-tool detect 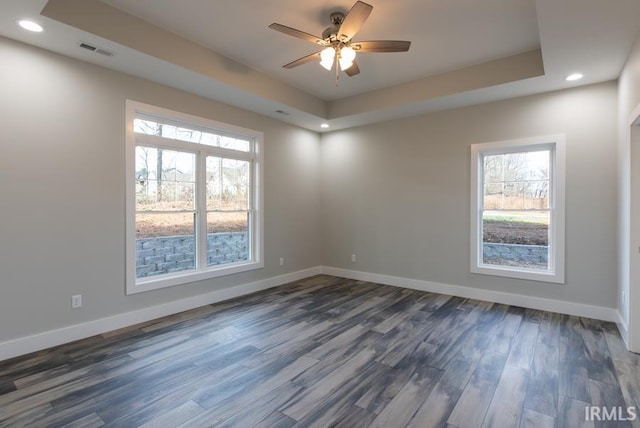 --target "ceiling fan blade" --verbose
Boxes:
[338,1,373,41]
[344,61,360,77]
[353,40,411,53]
[283,51,321,69]
[269,23,326,45]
